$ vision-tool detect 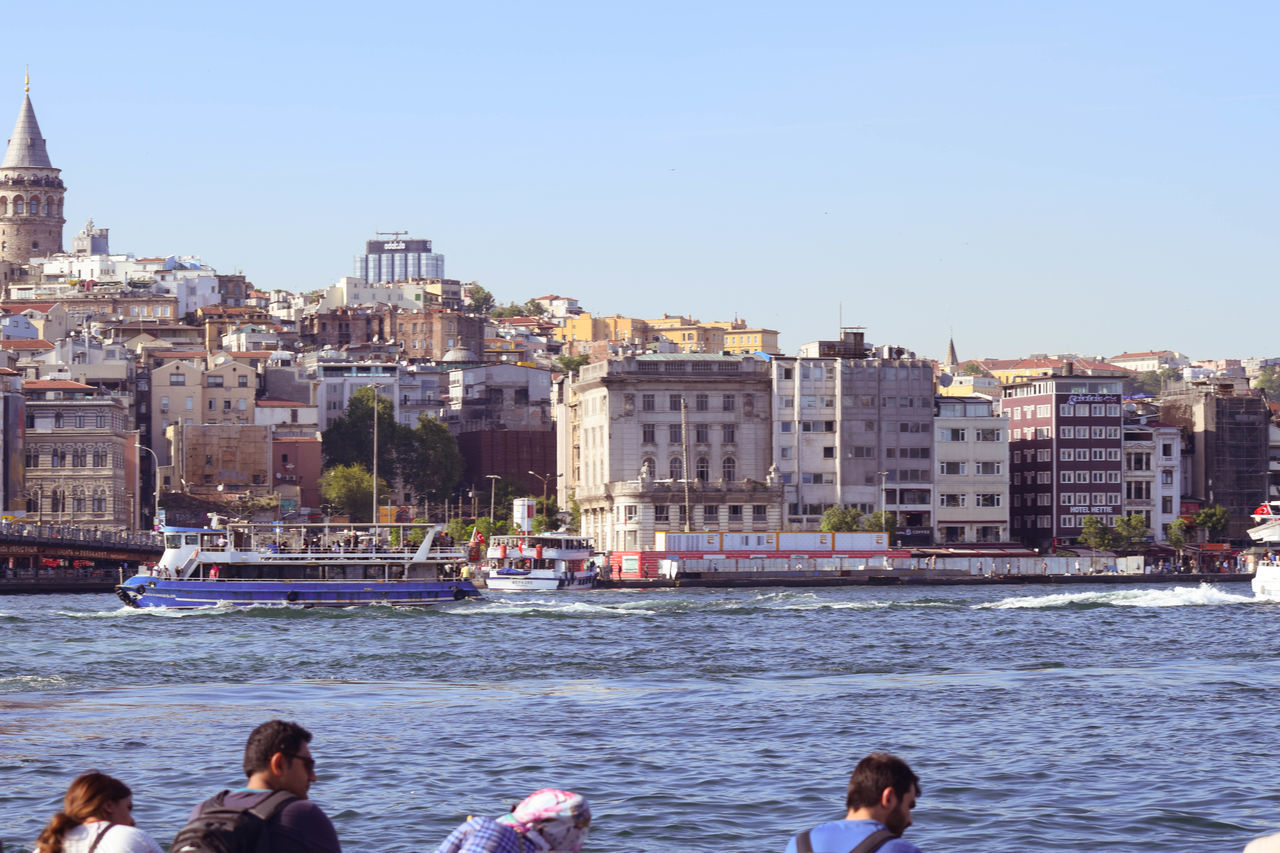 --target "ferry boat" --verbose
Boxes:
[1247,503,1280,597]
[115,521,482,608]
[484,533,597,591]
